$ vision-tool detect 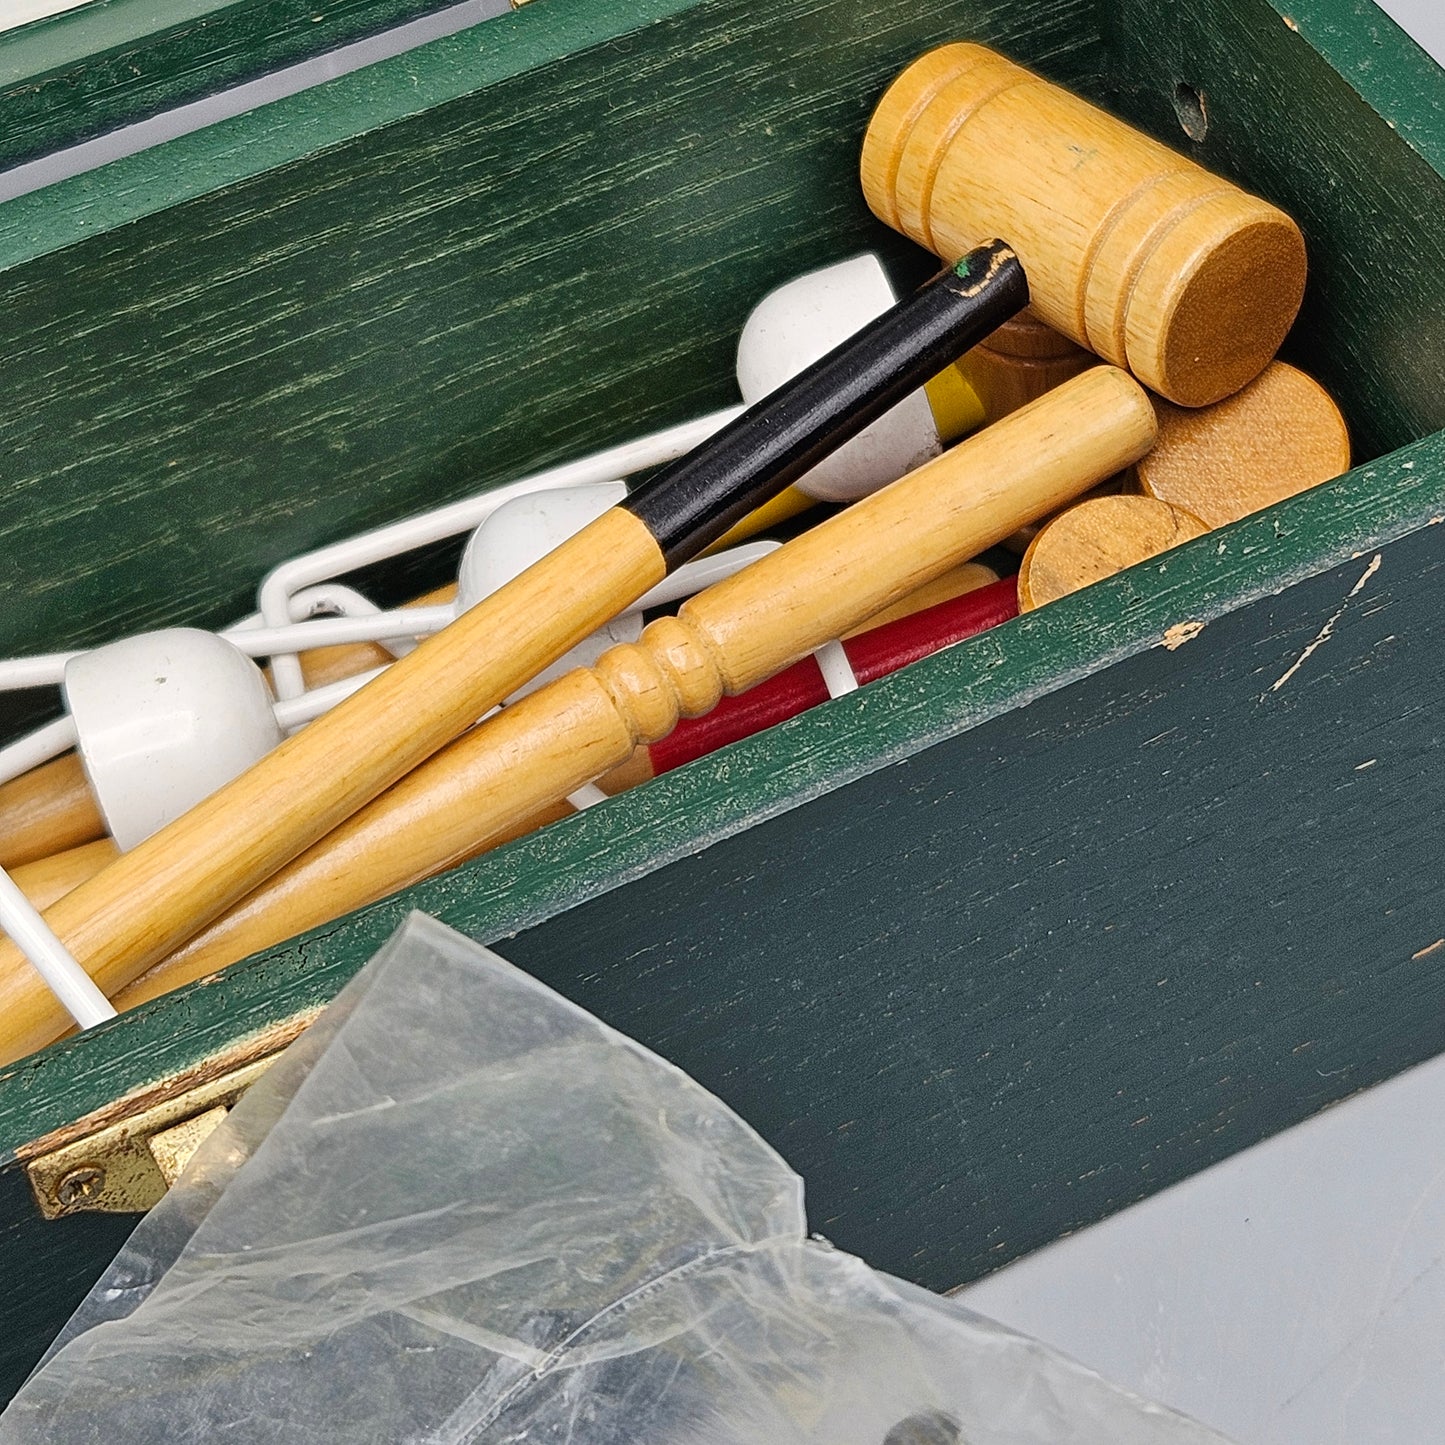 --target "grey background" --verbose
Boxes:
[1376,0,1445,58]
